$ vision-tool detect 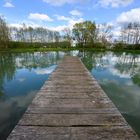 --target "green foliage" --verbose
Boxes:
[0,16,10,48]
[8,41,71,49]
[93,42,105,48]
[72,21,96,47]
[114,43,140,50]
[126,44,140,50]
[132,74,140,87]
[114,42,126,50]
